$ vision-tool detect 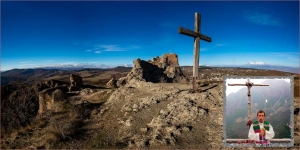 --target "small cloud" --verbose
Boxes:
[235,117,244,123]
[103,49,127,52]
[248,61,267,65]
[95,51,101,54]
[93,44,140,52]
[94,45,121,51]
[123,63,133,67]
[85,50,92,52]
[245,12,279,26]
